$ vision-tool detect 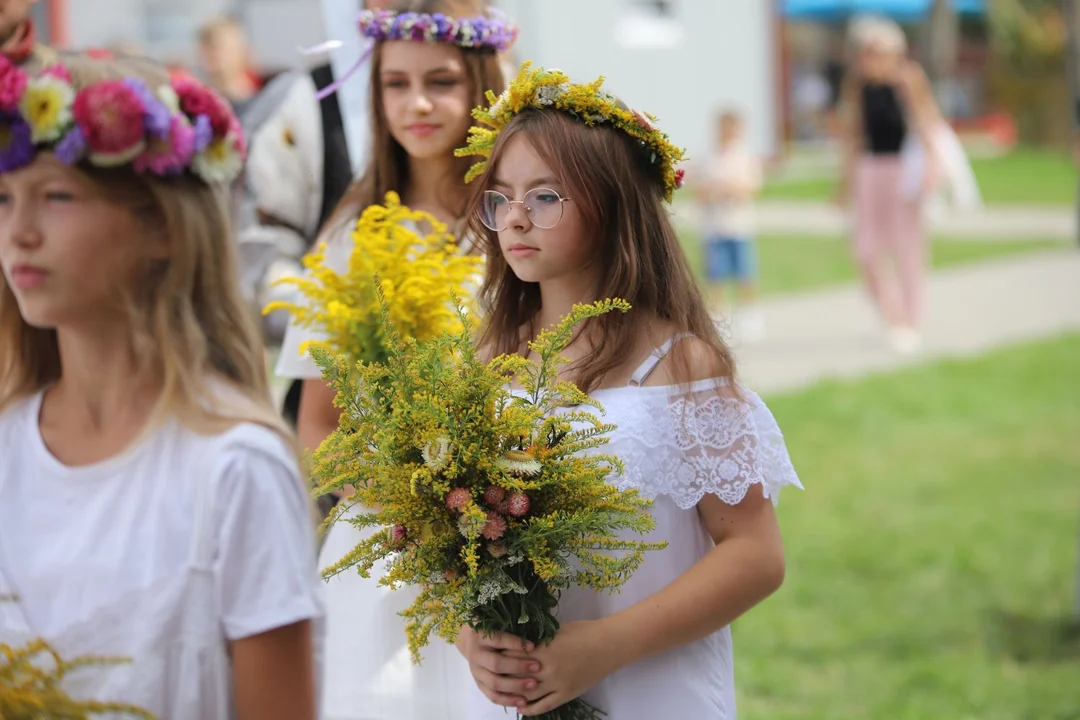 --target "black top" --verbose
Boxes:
[861,83,907,155]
